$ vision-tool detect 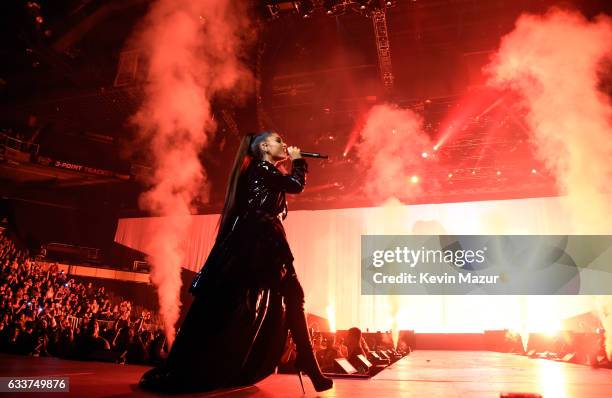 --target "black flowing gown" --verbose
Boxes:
[140,158,308,392]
